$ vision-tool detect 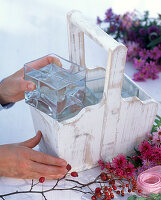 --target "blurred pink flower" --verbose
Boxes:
[150,46,161,60]
[121,12,133,29]
[134,20,140,26]
[157,126,161,133]
[141,62,155,78]
[152,127,161,146]
[139,49,150,60]
[97,8,161,81]
[146,61,160,80]
[137,160,156,175]
[127,42,139,61]
[142,159,156,168]
[133,71,147,81]
[147,133,153,141]
[133,58,145,69]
